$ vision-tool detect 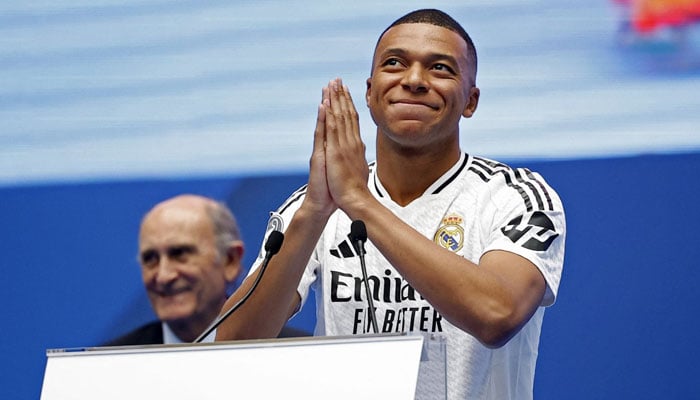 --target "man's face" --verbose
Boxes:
[366,23,478,149]
[138,203,230,330]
